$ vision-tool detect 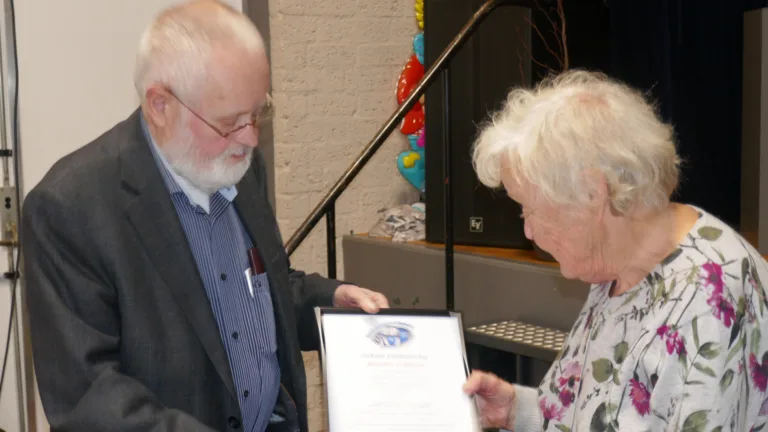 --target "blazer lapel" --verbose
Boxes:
[118,110,237,399]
